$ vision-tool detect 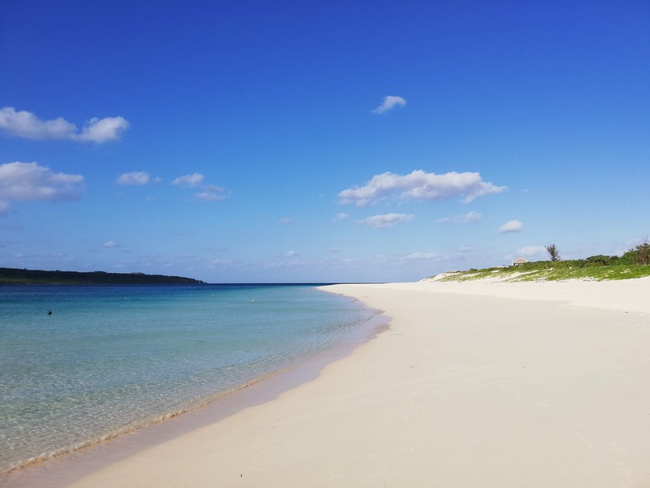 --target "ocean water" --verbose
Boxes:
[0,284,375,473]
